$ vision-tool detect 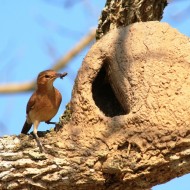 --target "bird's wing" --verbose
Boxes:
[26,92,36,114]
